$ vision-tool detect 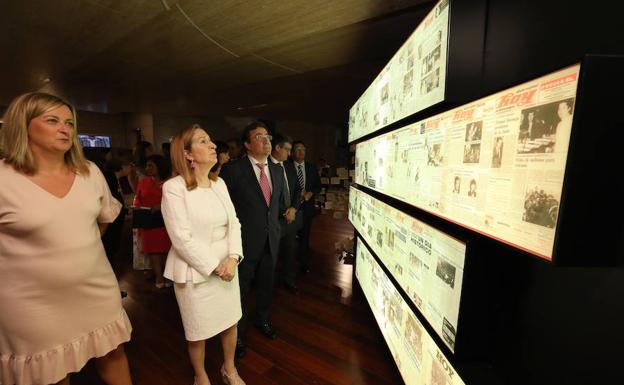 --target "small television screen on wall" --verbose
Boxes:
[78,134,111,148]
